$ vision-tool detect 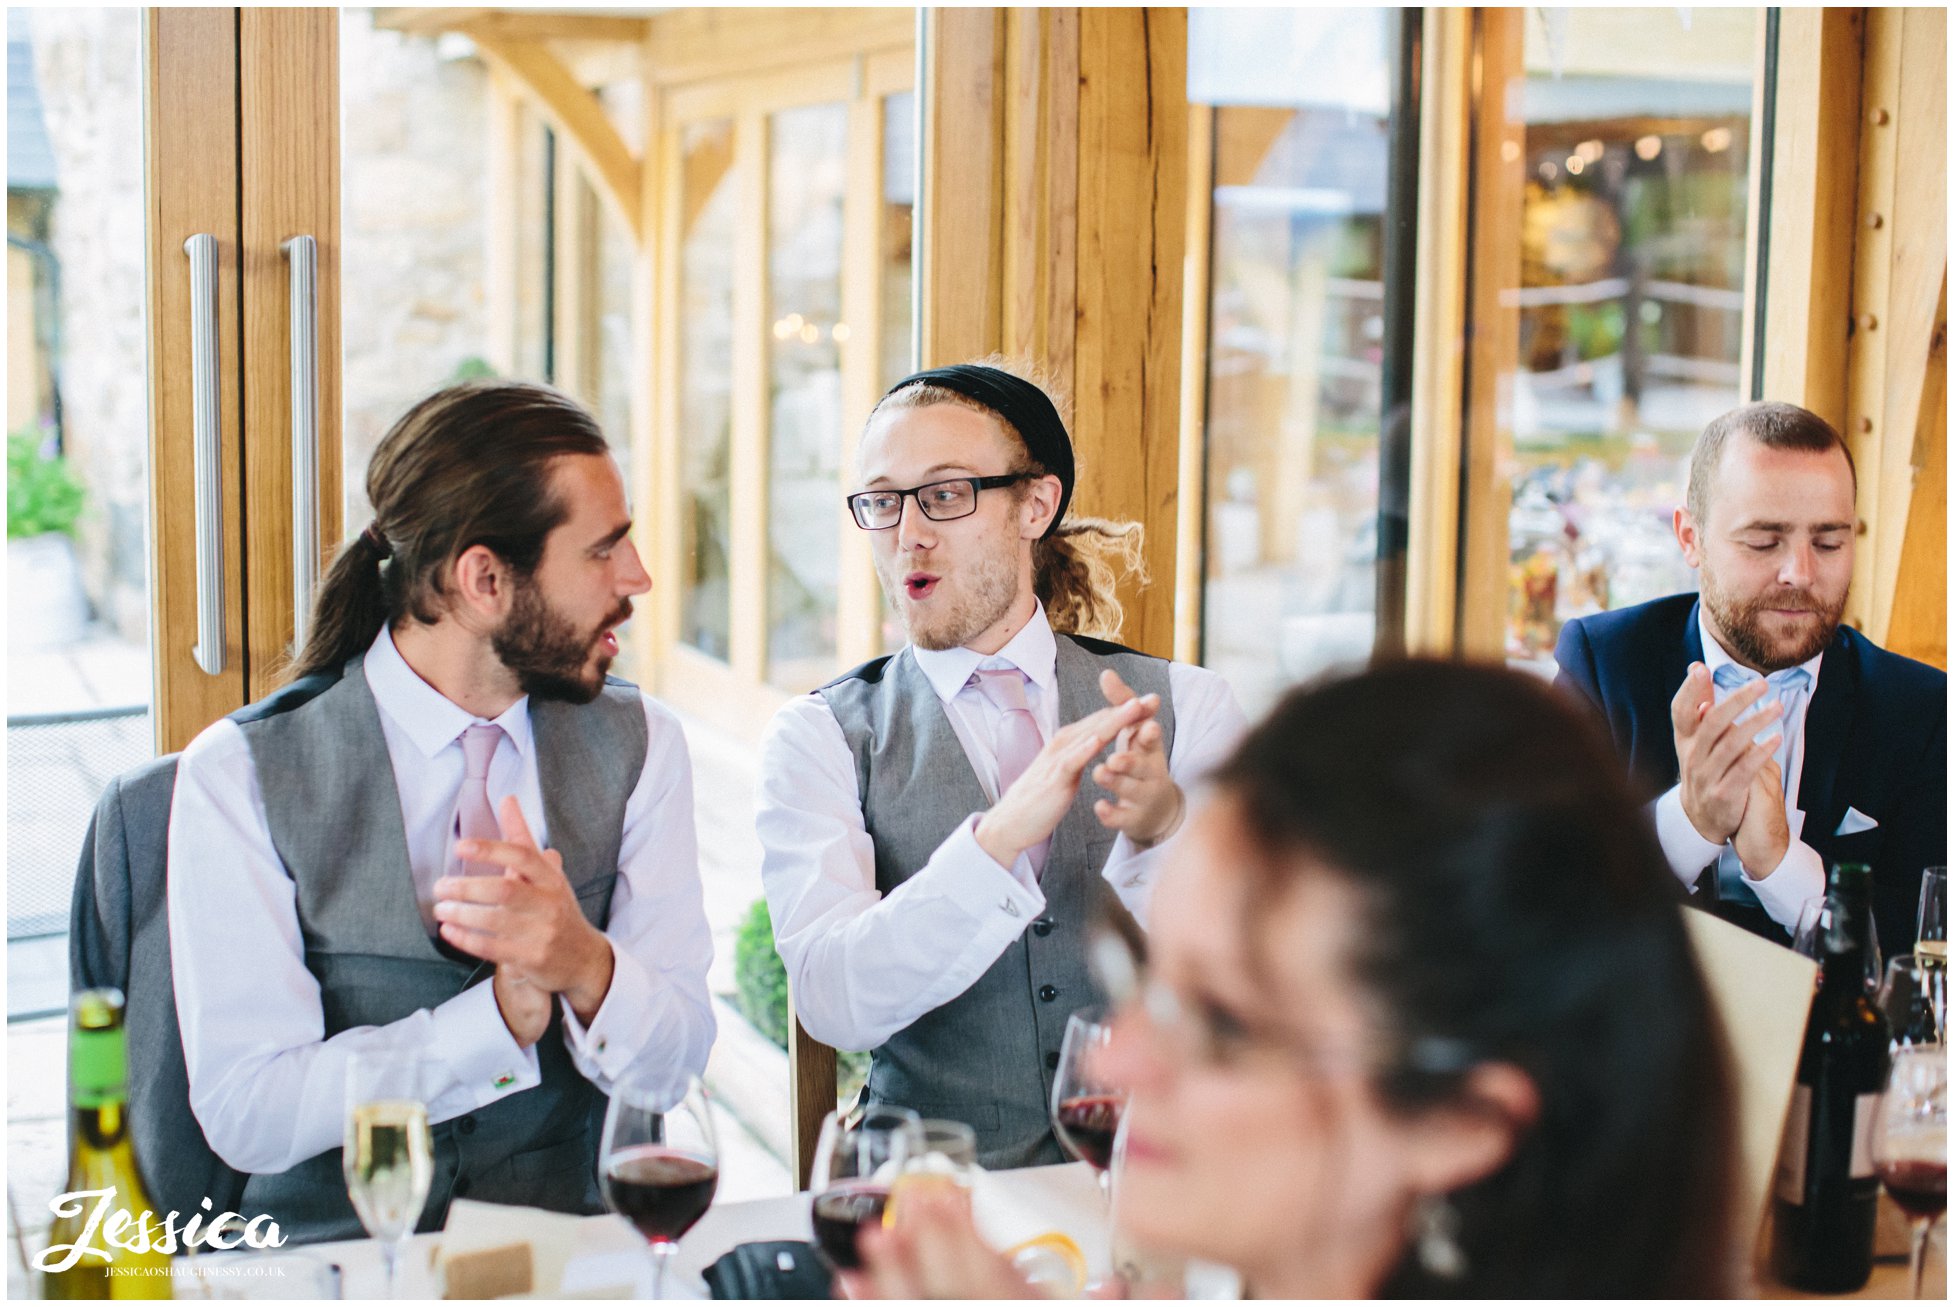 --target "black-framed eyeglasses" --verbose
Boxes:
[845,474,1032,531]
